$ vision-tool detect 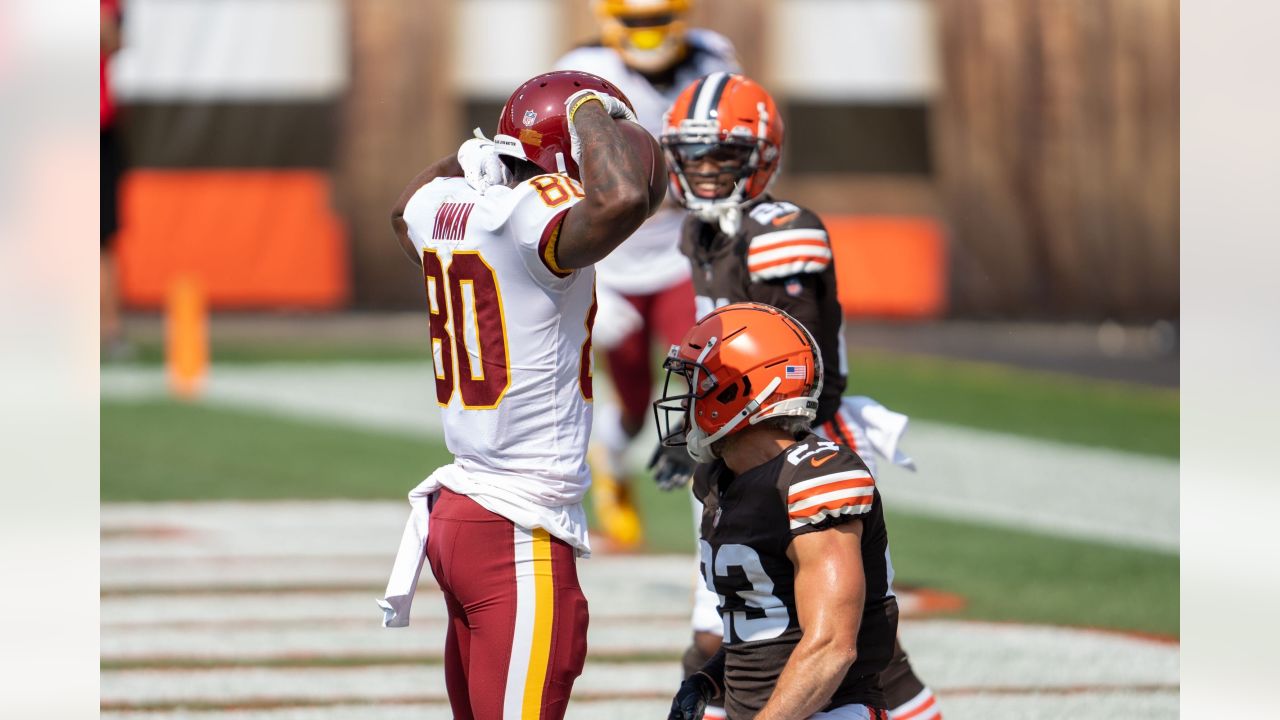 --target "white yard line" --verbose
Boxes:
[101,622,1177,704]
[101,694,1180,720]
[876,423,1178,552]
[938,693,1178,720]
[102,364,445,437]
[99,619,1178,719]
[101,619,694,660]
[102,364,1178,550]
[103,700,675,720]
[99,502,1179,720]
[896,620,1178,689]
[102,663,682,704]
[102,591,691,625]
